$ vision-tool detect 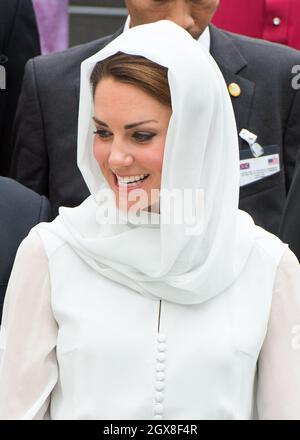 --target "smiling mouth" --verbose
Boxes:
[113,173,150,188]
